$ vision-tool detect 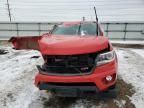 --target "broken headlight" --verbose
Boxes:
[96,50,115,66]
